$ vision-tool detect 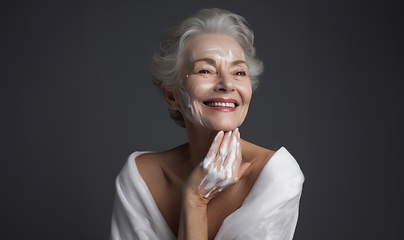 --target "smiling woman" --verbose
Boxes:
[109,8,304,240]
